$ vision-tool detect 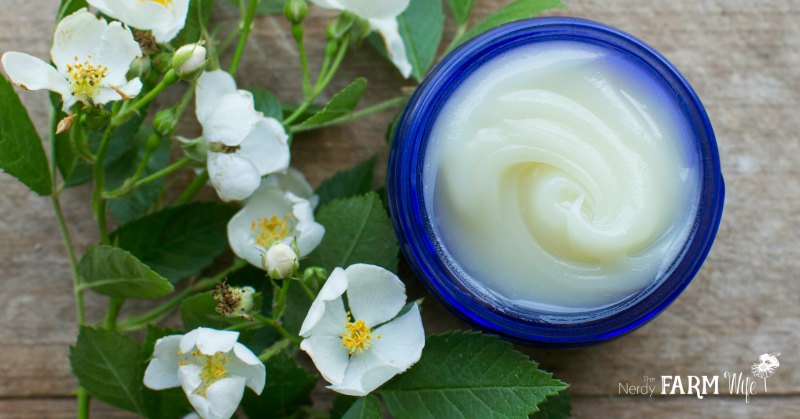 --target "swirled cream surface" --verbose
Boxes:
[424,41,700,311]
